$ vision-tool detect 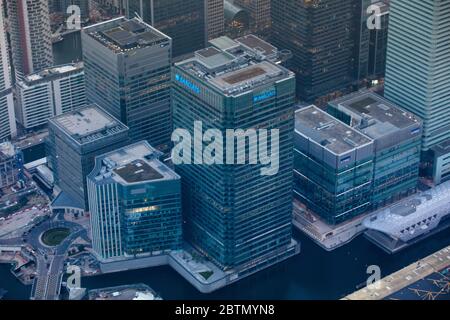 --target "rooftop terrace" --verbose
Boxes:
[329,92,421,139]
[295,105,372,155]
[51,105,128,145]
